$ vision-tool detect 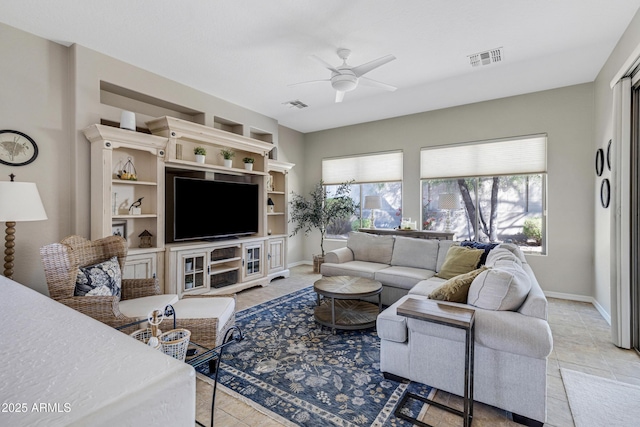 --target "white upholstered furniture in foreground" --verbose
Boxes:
[0,275,195,426]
